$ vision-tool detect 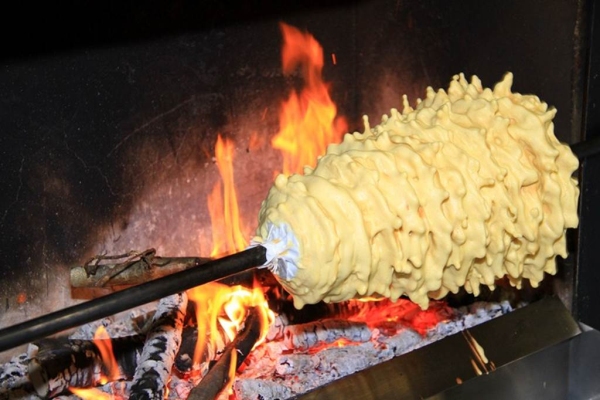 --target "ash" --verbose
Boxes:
[226,301,513,400]
[0,301,513,400]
